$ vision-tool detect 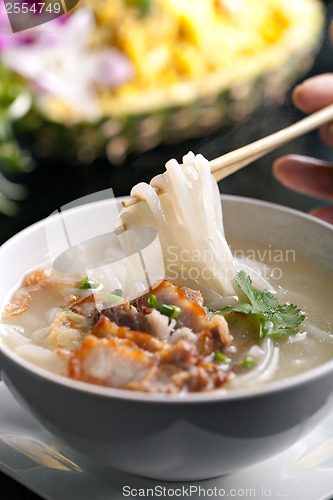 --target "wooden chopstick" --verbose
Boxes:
[122,103,333,208]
